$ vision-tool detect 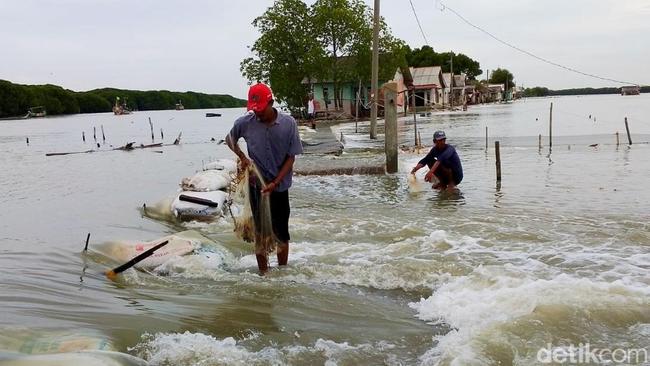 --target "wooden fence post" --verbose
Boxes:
[384,82,398,173]
[495,141,501,182]
[624,117,632,145]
